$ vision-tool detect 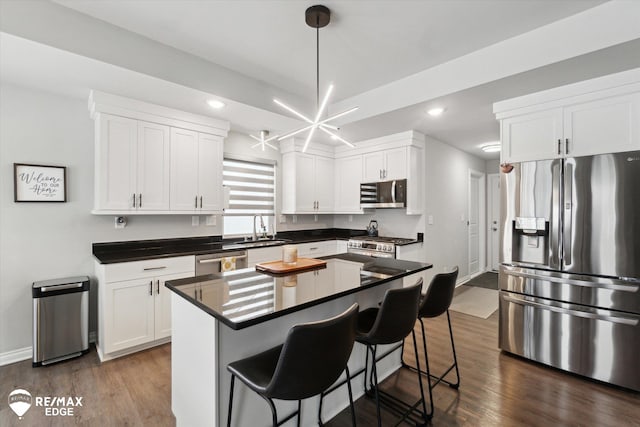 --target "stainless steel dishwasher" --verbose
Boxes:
[196,250,248,275]
[32,276,90,367]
